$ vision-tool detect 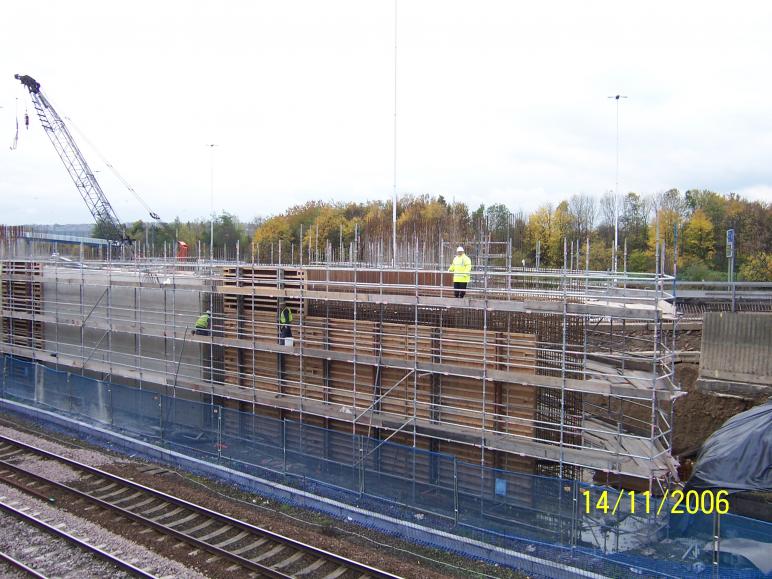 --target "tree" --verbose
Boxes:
[568,193,597,240]
[550,201,573,265]
[683,209,715,261]
[648,189,688,272]
[299,206,360,260]
[92,220,124,241]
[252,215,291,250]
[485,203,511,242]
[598,191,621,246]
[739,252,772,281]
[620,192,650,252]
[471,203,486,230]
[526,204,554,266]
